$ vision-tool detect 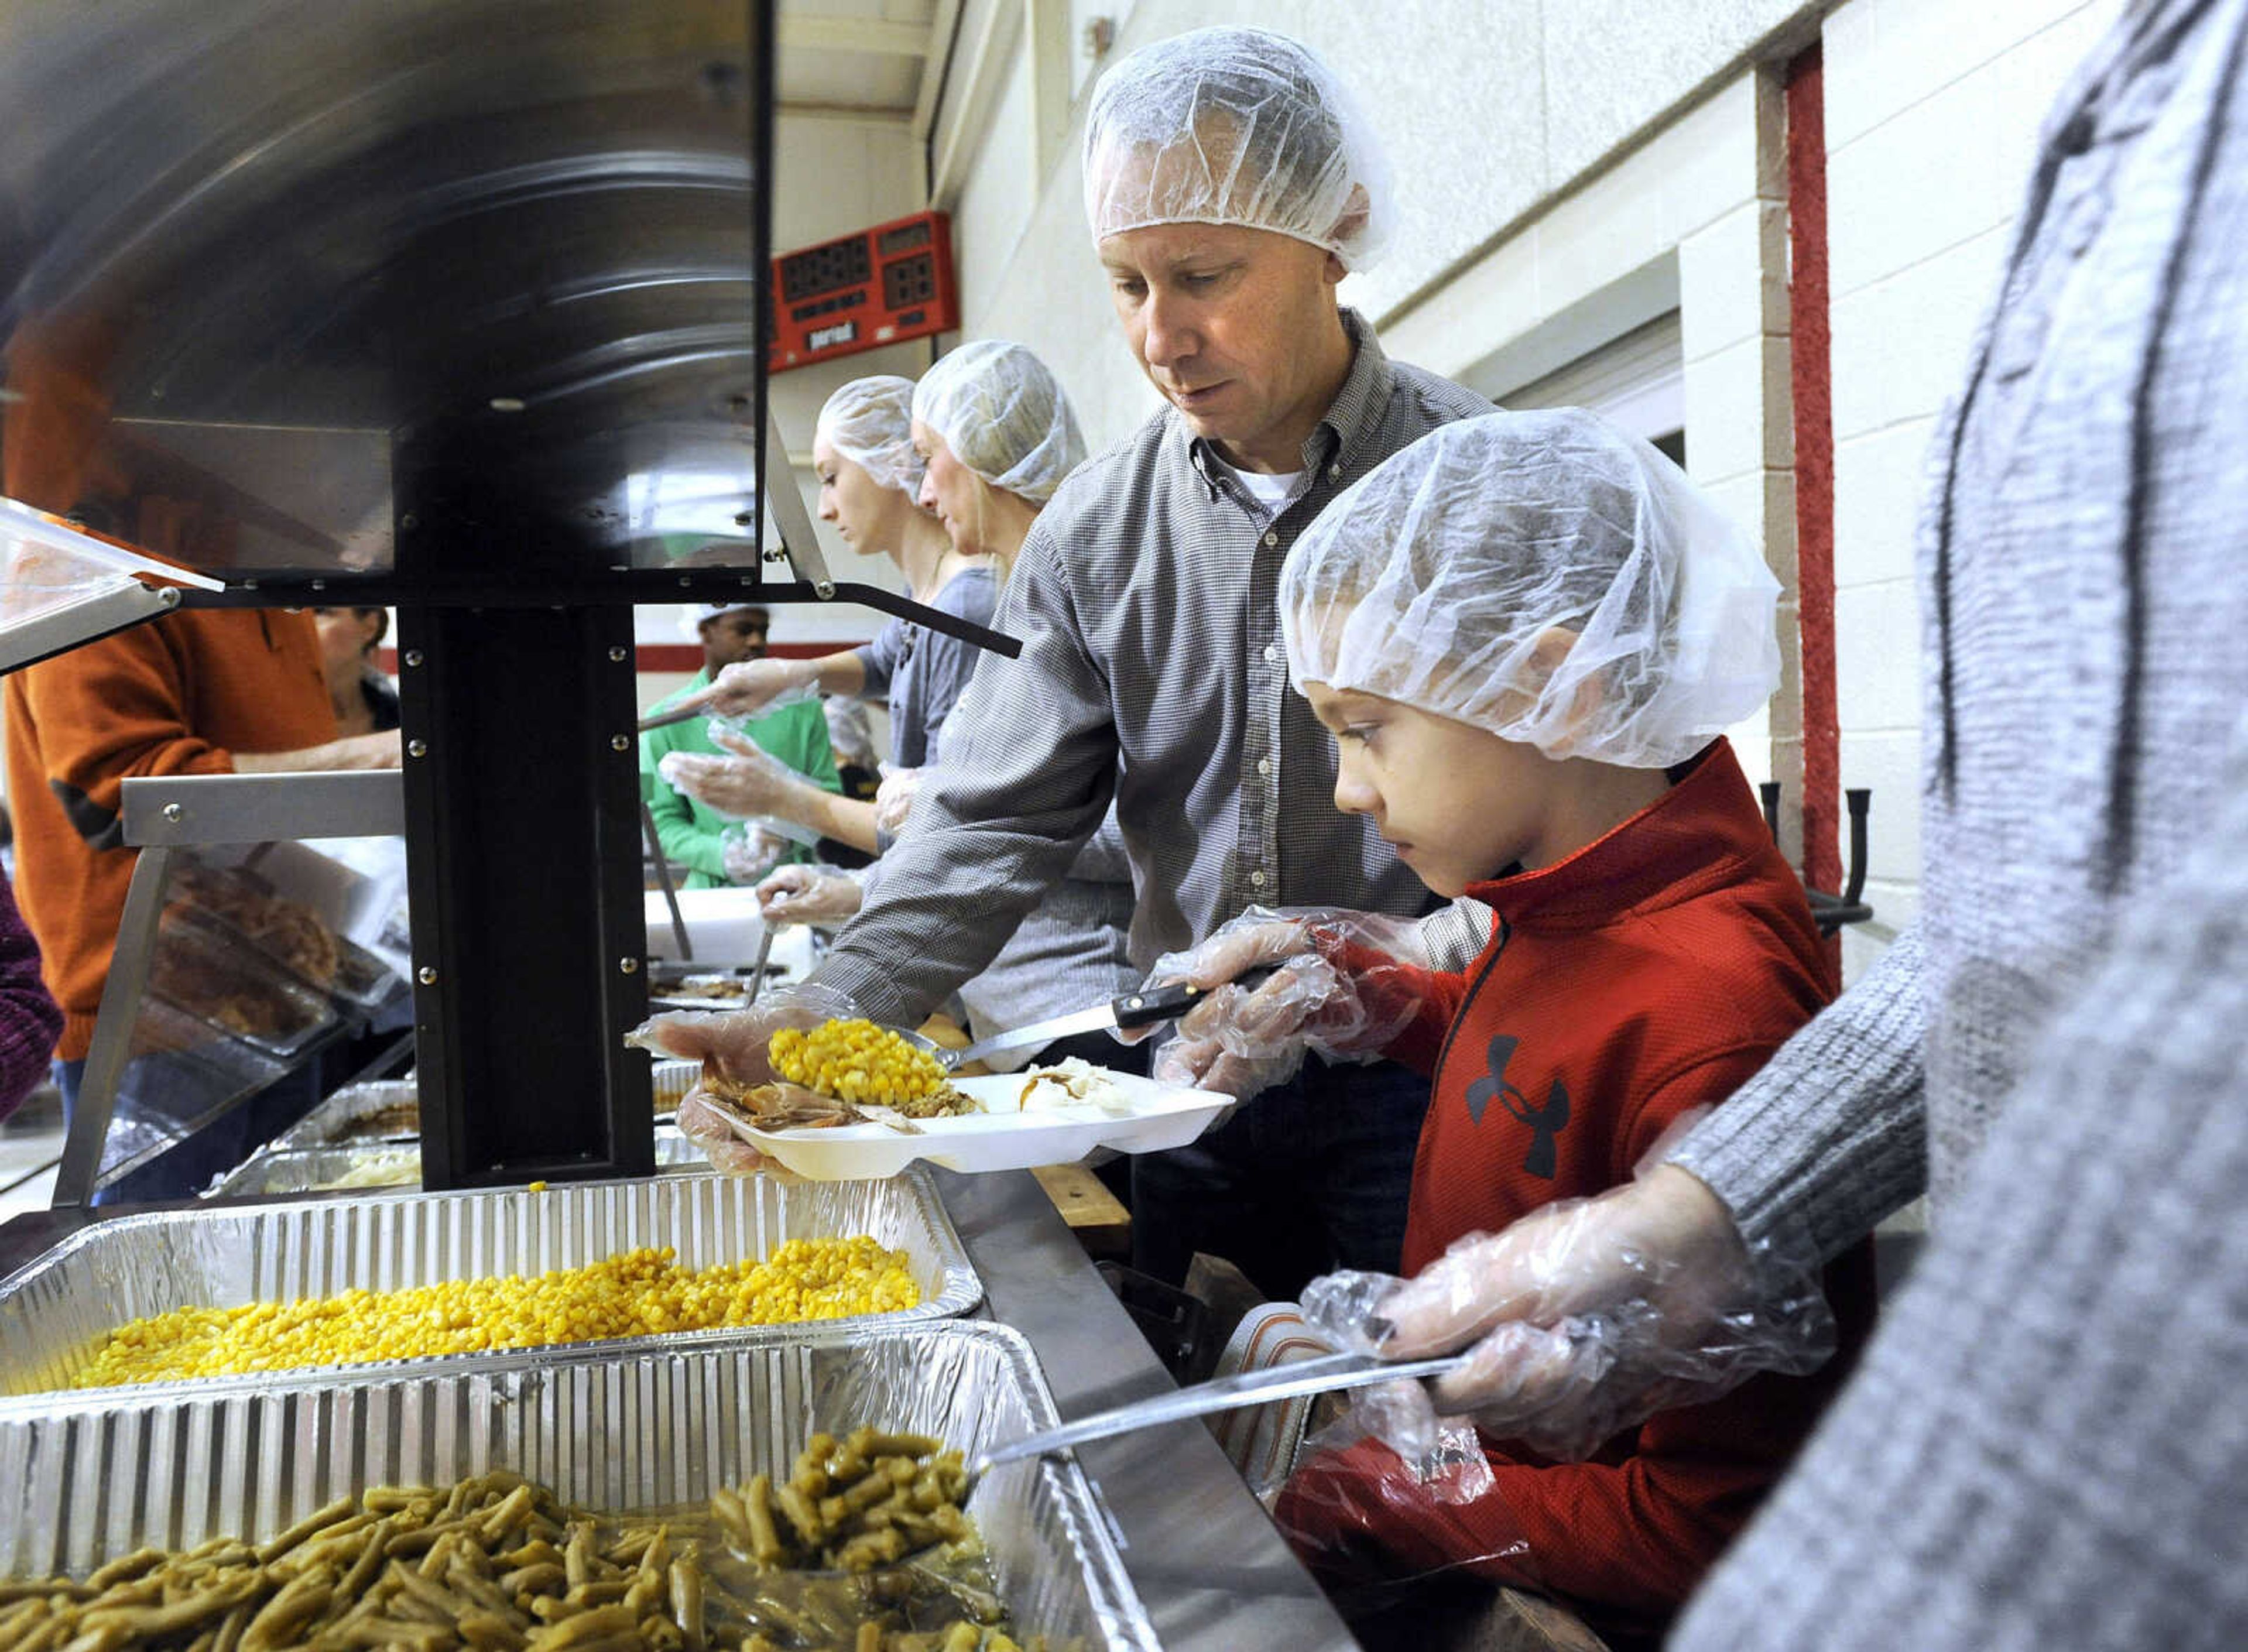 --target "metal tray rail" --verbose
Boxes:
[0,1170,981,1397]
[0,1322,1159,1650]
[275,1062,700,1151]
[212,1130,708,1196]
